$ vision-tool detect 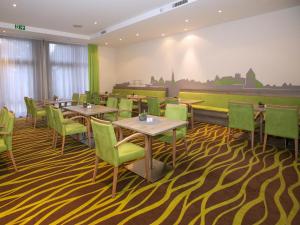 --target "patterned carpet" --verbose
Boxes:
[0,119,299,225]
